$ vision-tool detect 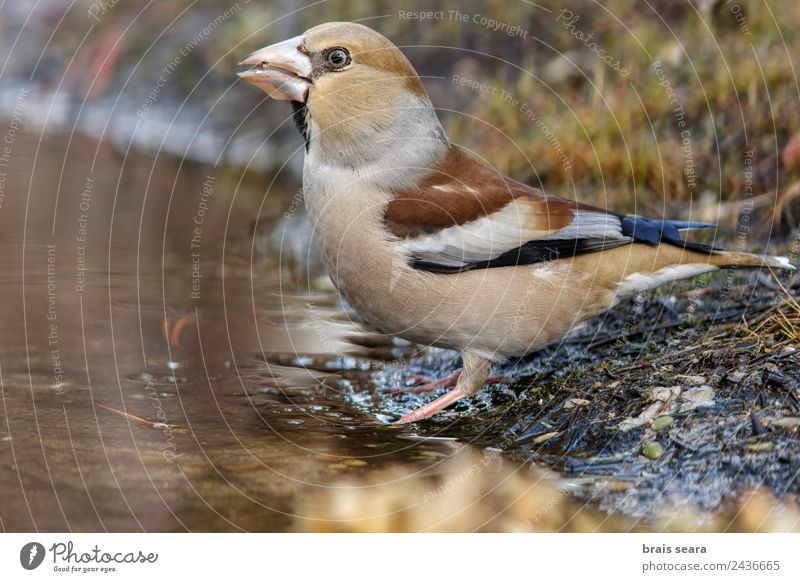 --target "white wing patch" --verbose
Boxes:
[542,211,625,241]
[400,201,629,269]
[401,202,548,267]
